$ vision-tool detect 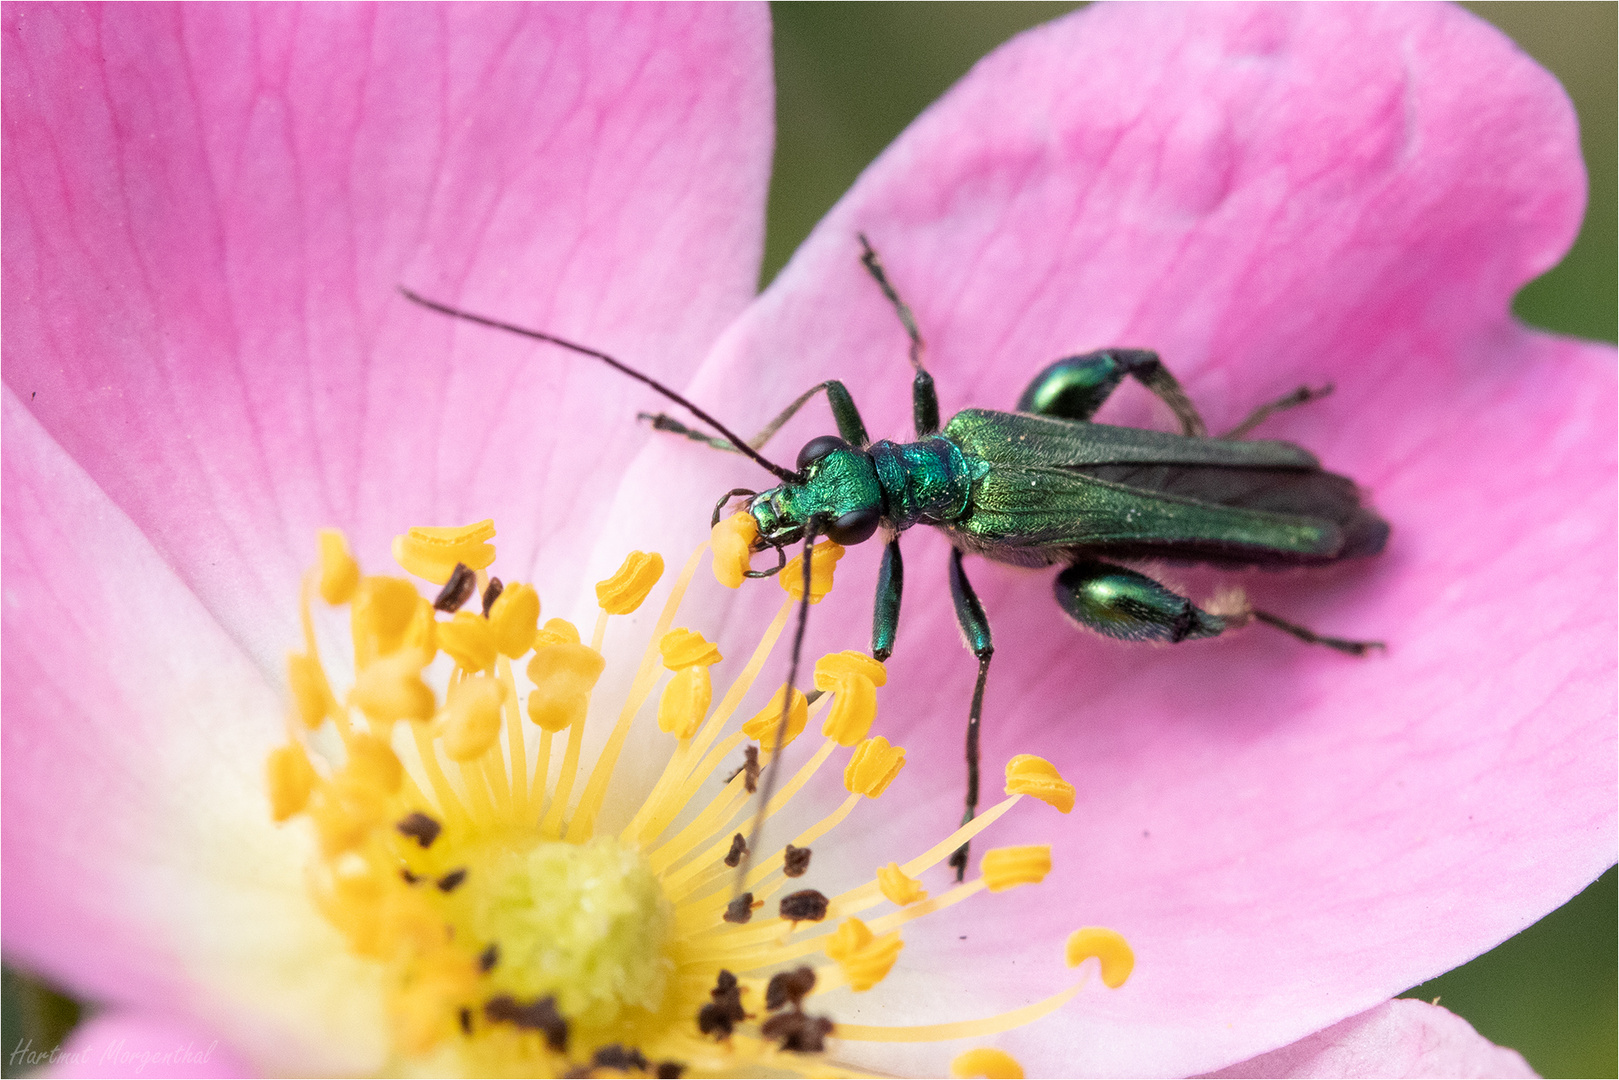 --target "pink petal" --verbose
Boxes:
[1201,999,1535,1079]
[1,3,772,676]
[609,5,1613,1076]
[43,1011,252,1079]
[2,391,388,1075]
